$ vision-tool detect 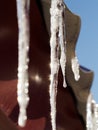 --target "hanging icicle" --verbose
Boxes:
[58,2,67,88]
[71,56,80,81]
[86,93,93,130]
[50,0,66,130]
[16,0,30,127]
[93,104,98,130]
